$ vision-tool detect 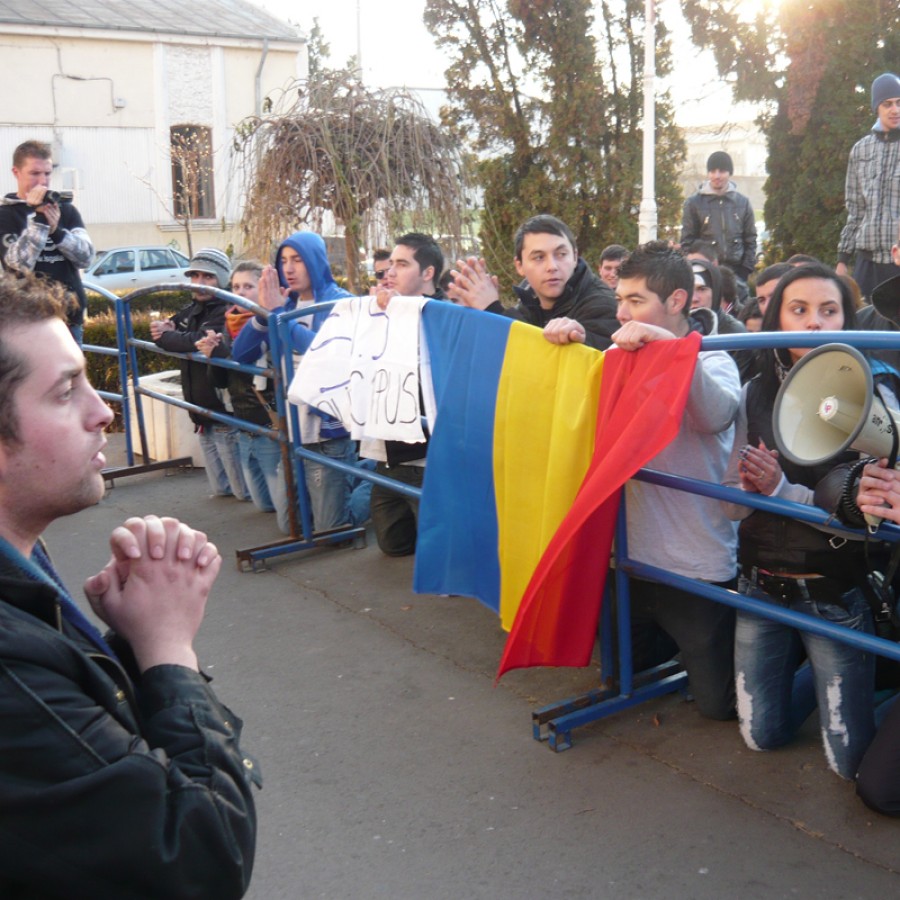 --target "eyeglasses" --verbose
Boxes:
[374,269,388,280]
